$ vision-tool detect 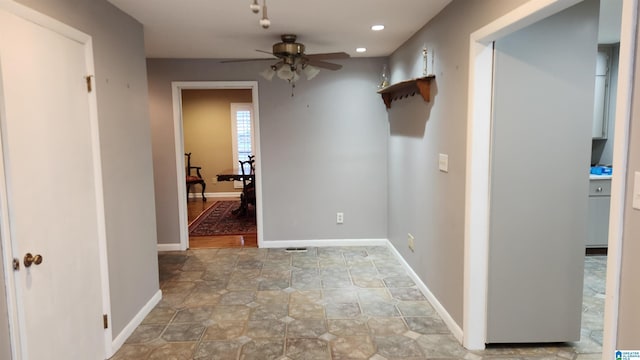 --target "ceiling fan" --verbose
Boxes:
[223,34,350,83]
